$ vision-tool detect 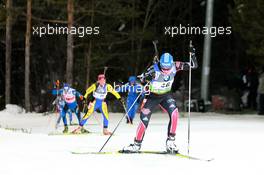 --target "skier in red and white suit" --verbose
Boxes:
[122,47,197,153]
